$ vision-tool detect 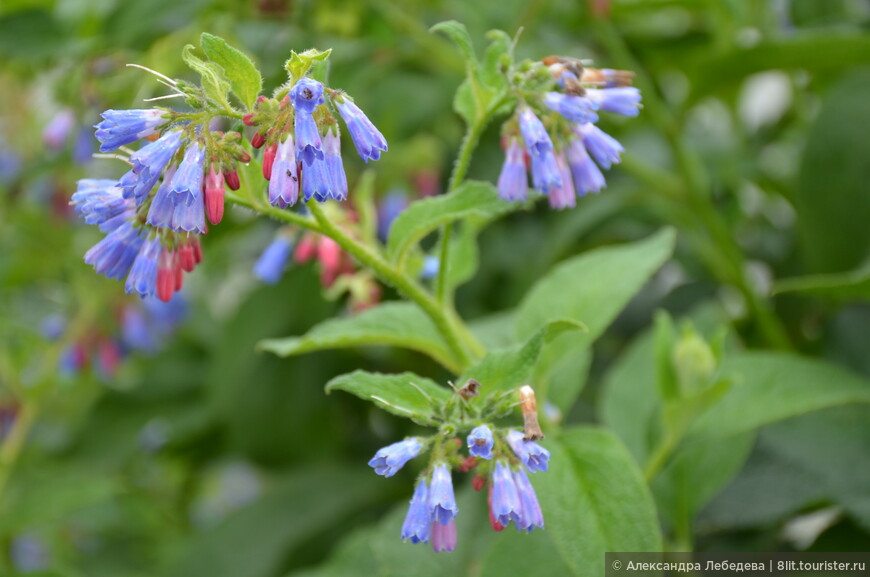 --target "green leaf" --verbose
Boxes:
[386,181,522,268]
[182,44,232,110]
[684,352,870,445]
[794,70,870,273]
[325,370,451,425]
[468,310,517,350]
[164,467,385,577]
[773,259,870,302]
[429,21,478,75]
[452,78,476,125]
[443,222,480,291]
[460,318,586,393]
[516,228,677,342]
[284,48,332,83]
[532,427,662,575]
[258,302,458,373]
[200,33,262,110]
[480,29,512,92]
